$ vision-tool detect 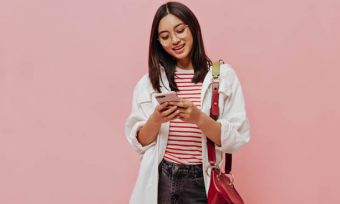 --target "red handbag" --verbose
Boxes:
[207,60,245,204]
